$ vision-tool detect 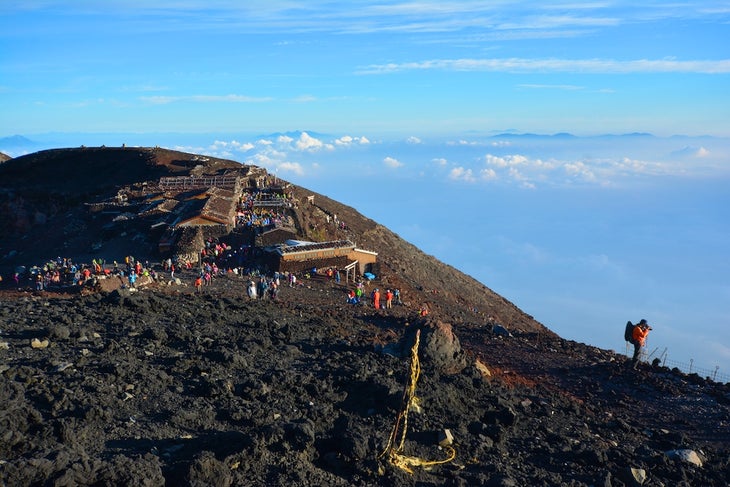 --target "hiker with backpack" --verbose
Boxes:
[625,319,652,368]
